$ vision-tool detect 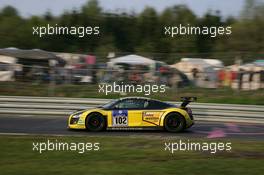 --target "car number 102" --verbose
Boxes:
[113,116,128,126]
